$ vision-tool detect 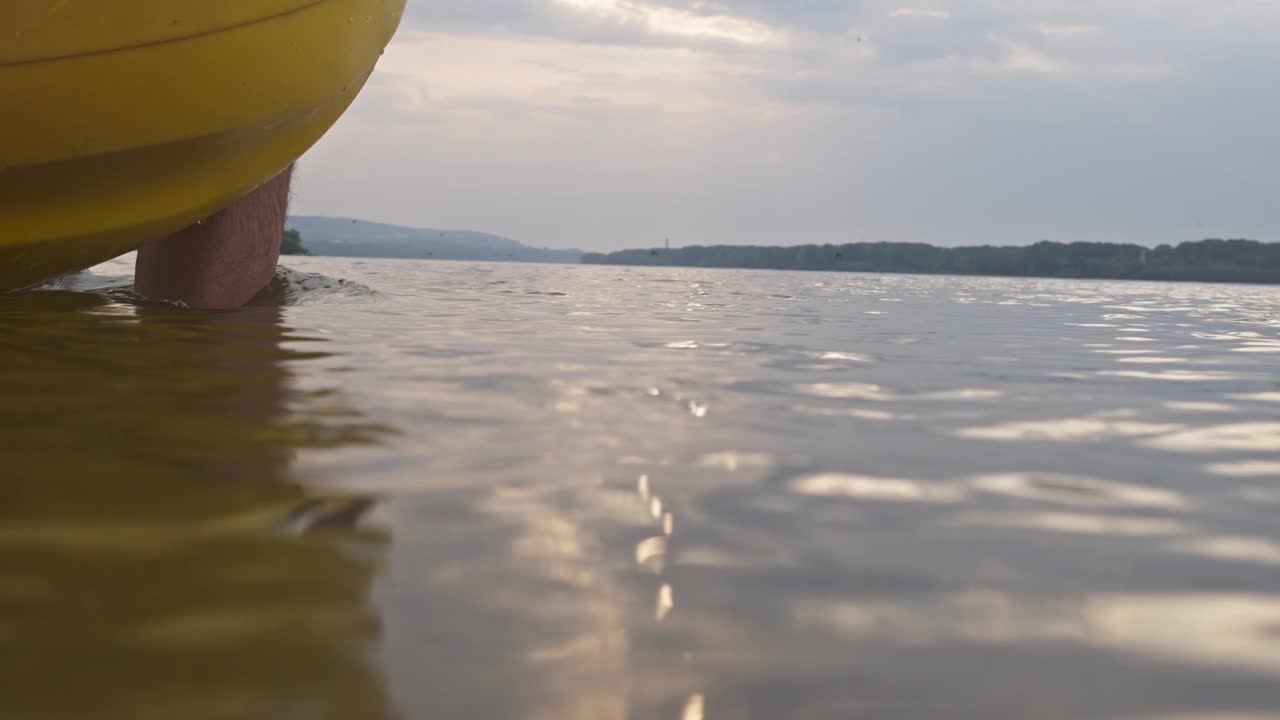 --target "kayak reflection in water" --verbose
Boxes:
[0,293,397,720]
